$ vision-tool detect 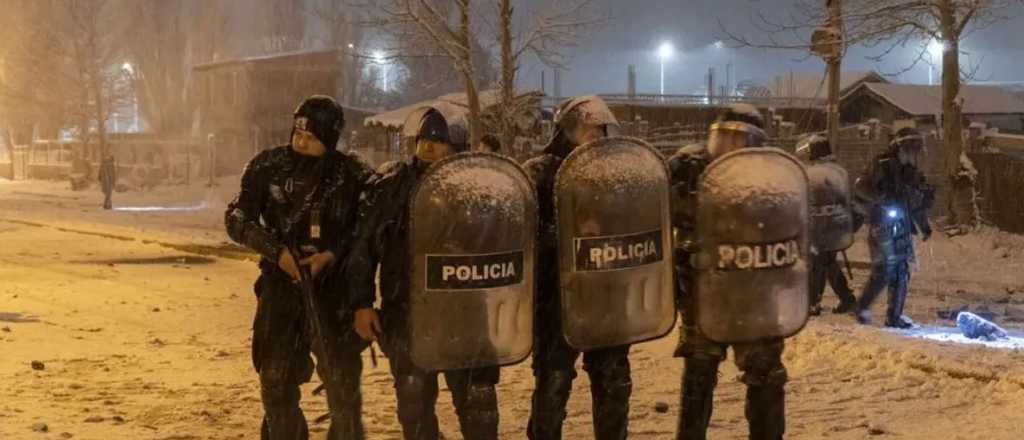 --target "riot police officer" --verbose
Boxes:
[854,127,934,328]
[348,105,500,440]
[796,134,858,315]
[225,95,374,440]
[669,104,792,440]
[523,96,634,440]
